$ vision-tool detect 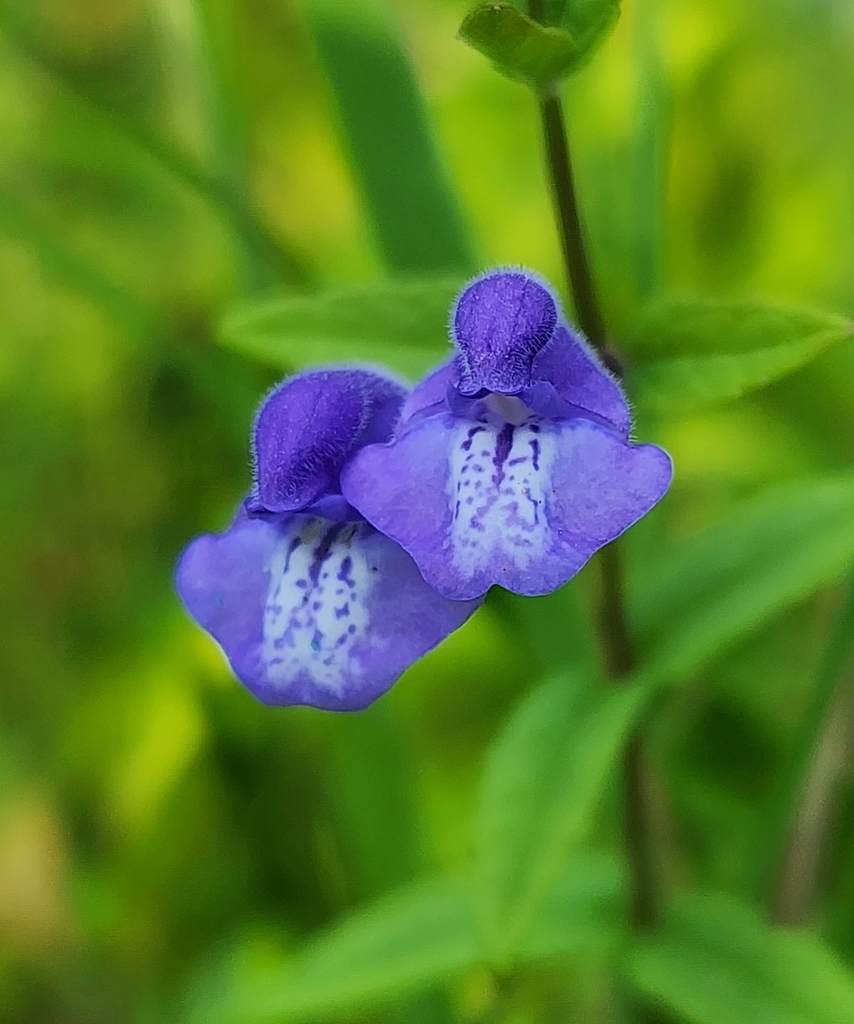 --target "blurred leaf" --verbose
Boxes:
[459,5,580,90]
[632,476,854,682]
[517,851,626,963]
[220,278,461,377]
[191,0,271,291]
[323,706,425,898]
[753,574,854,907]
[554,0,621,60]
[0,3,306,287]
[475,670,649,963]
[184,854,624,1024]
[490,584,599,675]
[185,876,480,1024]
[627,892,854,1023]
[300,0,475,274]
[626,298,854,414]
[0,184,154,343]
